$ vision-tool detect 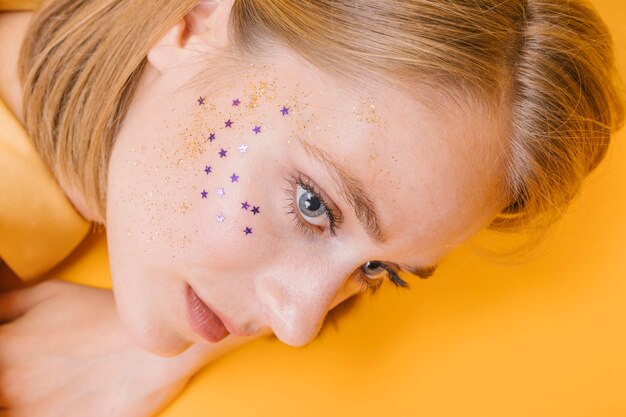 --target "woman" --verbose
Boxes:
[0,0,623,415]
